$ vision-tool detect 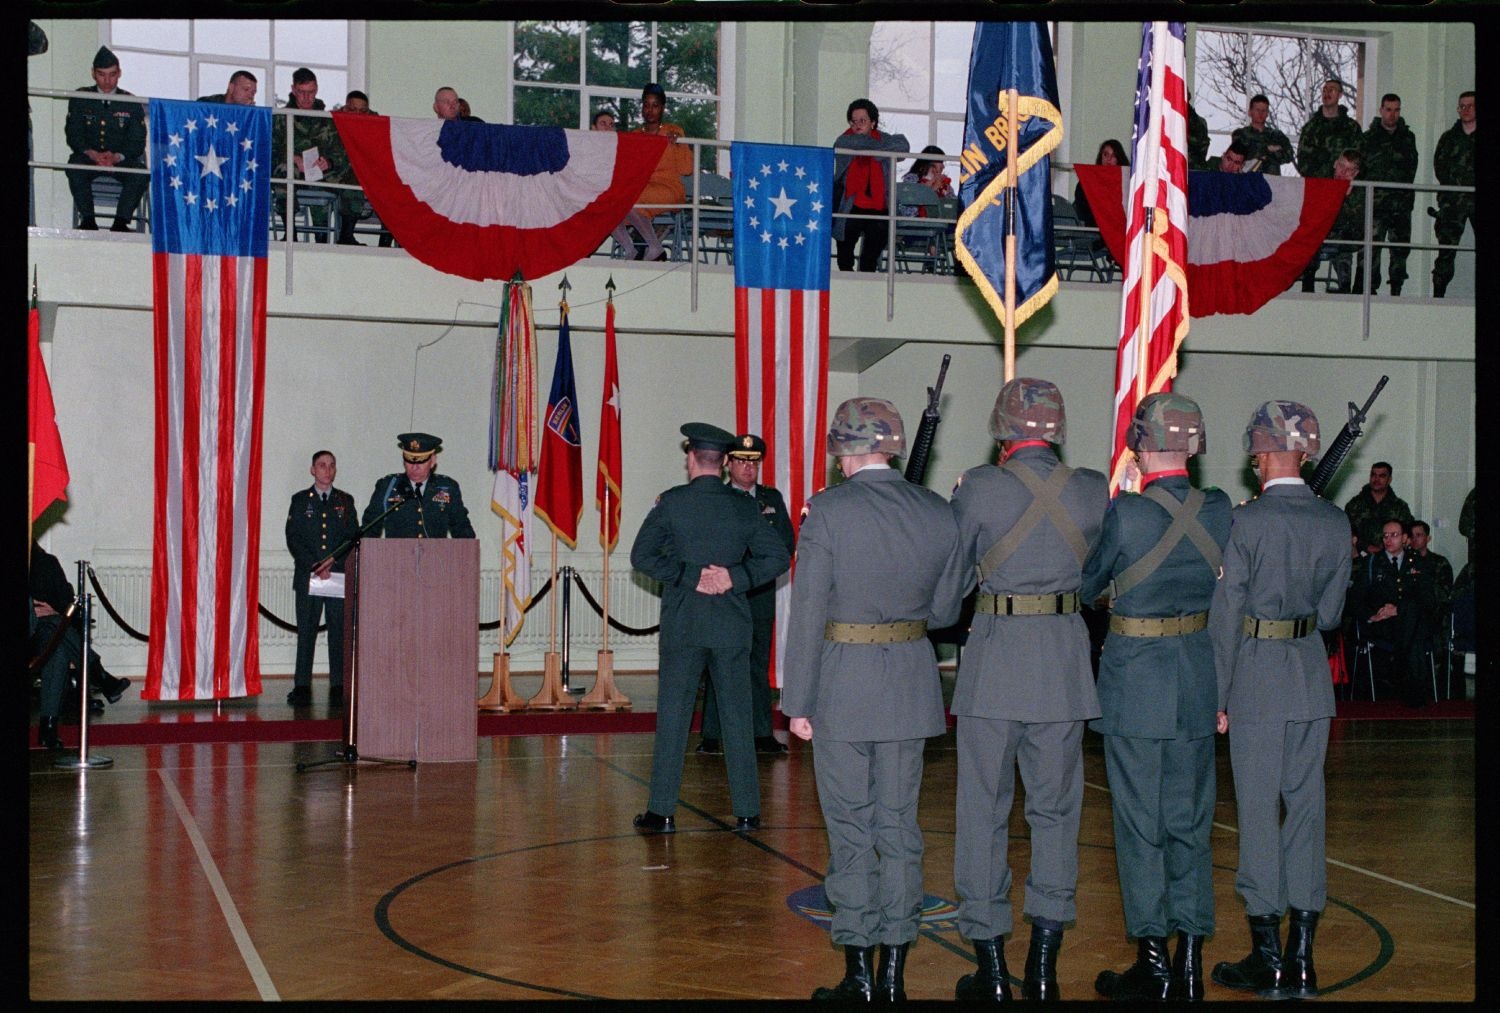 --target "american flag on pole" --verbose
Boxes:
[490,280,538,648]
[1111,22,1191,495]
[732,141,832,687]
[144,99,272,700]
